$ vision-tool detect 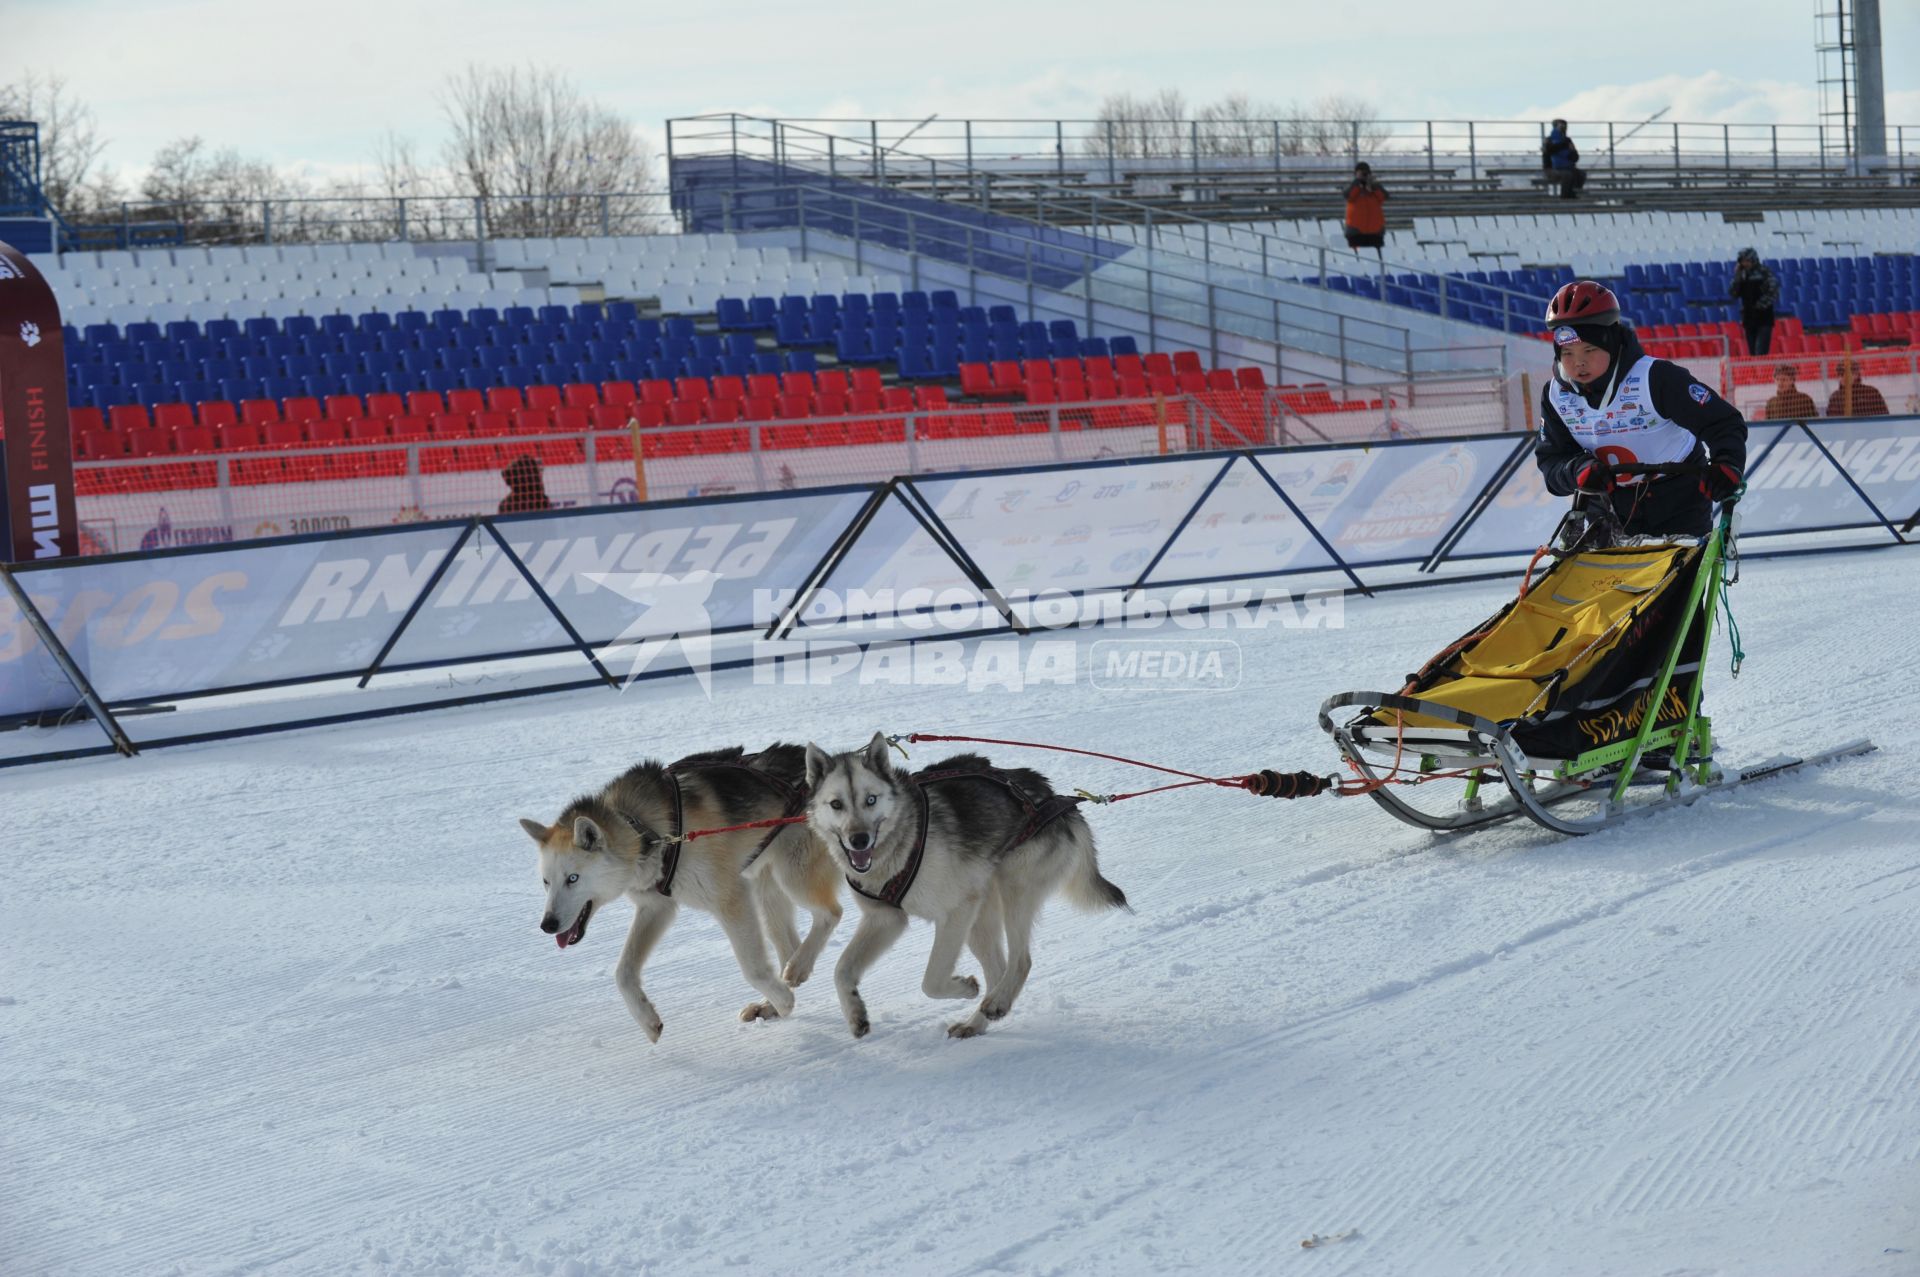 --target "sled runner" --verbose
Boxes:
[1320,463,1874,835]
